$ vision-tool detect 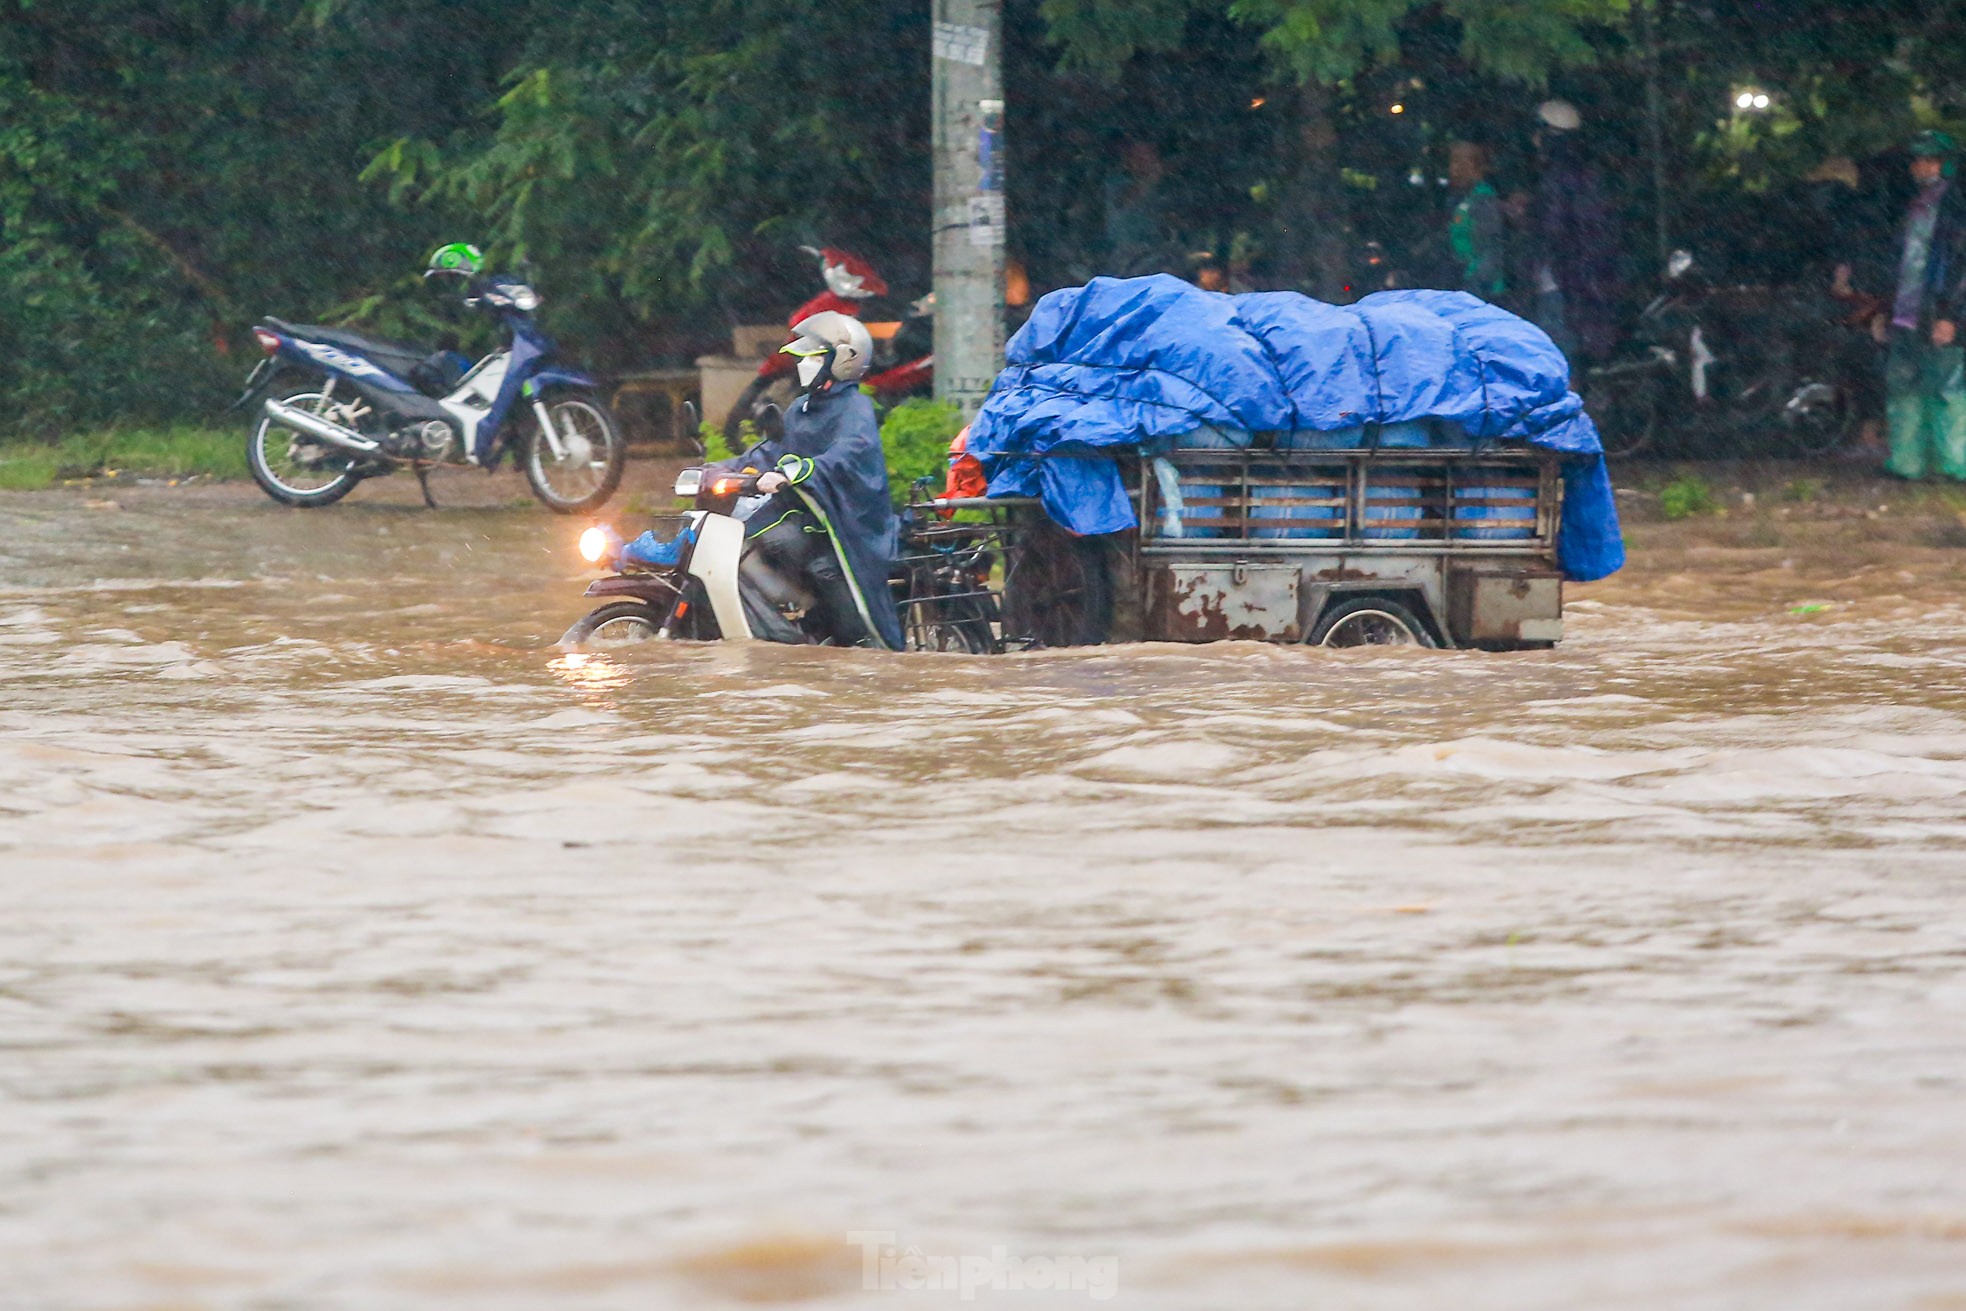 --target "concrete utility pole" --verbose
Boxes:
[931,0,1005,416]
